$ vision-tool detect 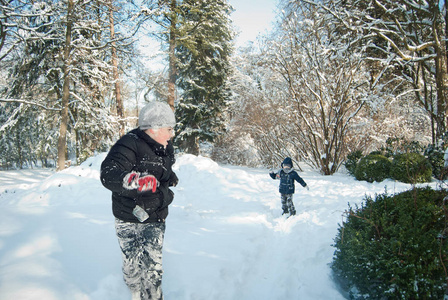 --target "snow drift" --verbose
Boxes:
[0,154,429,300]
